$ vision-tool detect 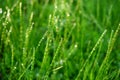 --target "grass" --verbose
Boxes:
[0,0,120,80]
